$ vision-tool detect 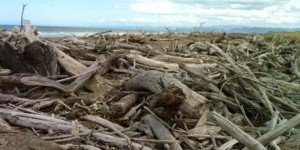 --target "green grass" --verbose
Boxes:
[263,31,300,41]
